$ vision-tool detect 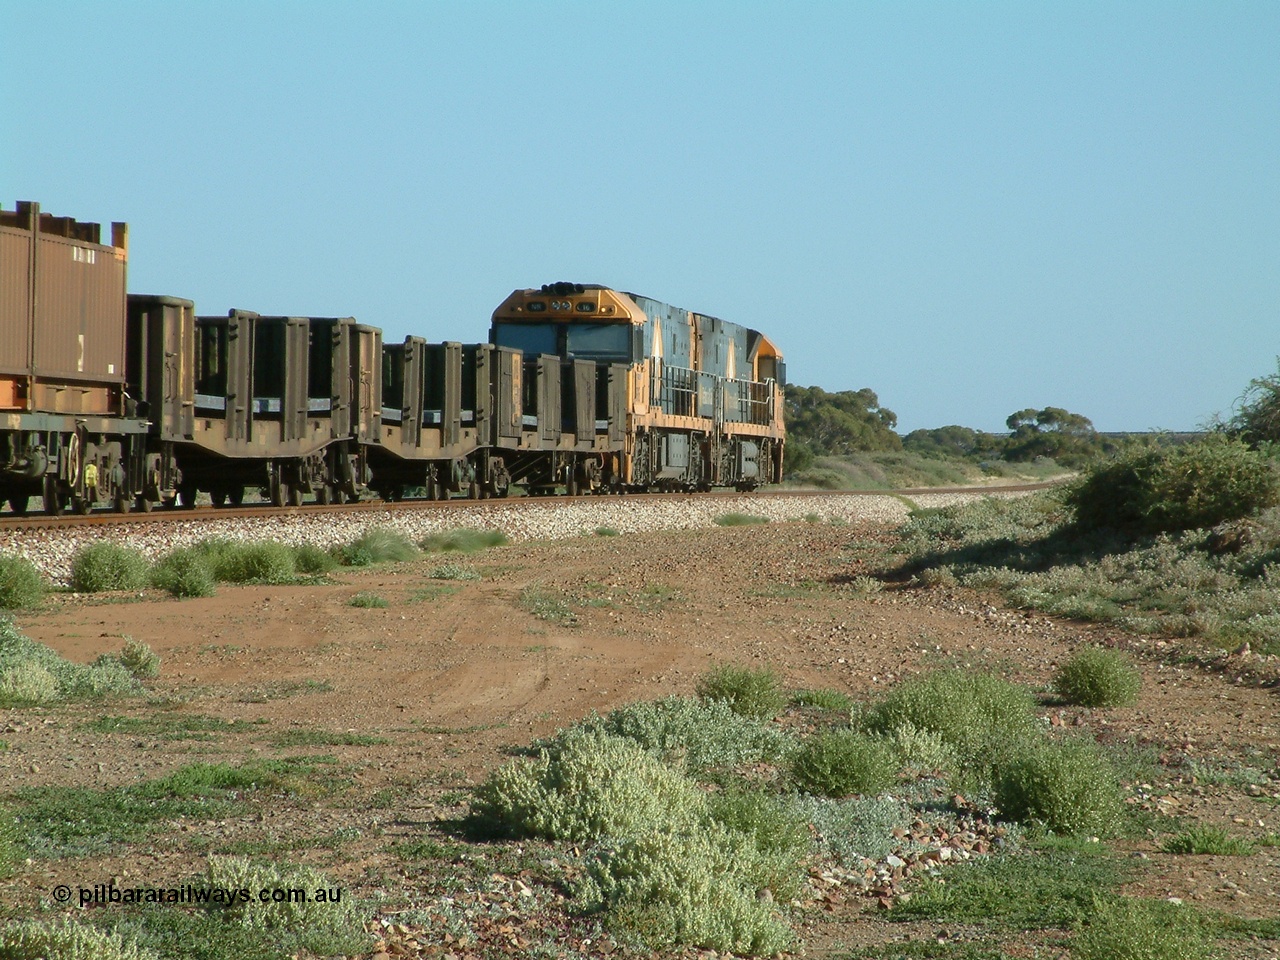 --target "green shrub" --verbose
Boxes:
[336,527,418,566]
[202,854,368,955]
[348,591,388,609]
[204,540,297,584]
[714,513,771,527]
[292,542,337,575]
[0,554,45,609]
[0,918,158,960]
[471,725,797,955]
[419,527,508,553]
[594,526,620,537]
[149,548,216,598]
[1160,825,1257,856]
[116,638,160,679]
[790,729,896,797]
[0,621,139,705]
[993,738,1123,835]
[881,720,958,774]
[429,562,480,581]
[796,794,913,863]
[69,541,150,593]
[695,664,787,721]
[581,822,793,955]
[1068,436,1280,534]
[1072,896,1213,960]
[577,696,792,771]
[0,663,58,707]
[791,688,856,712]
[1054,647,1141,707]
[470,728,708,841]
[862,669,1038,768]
